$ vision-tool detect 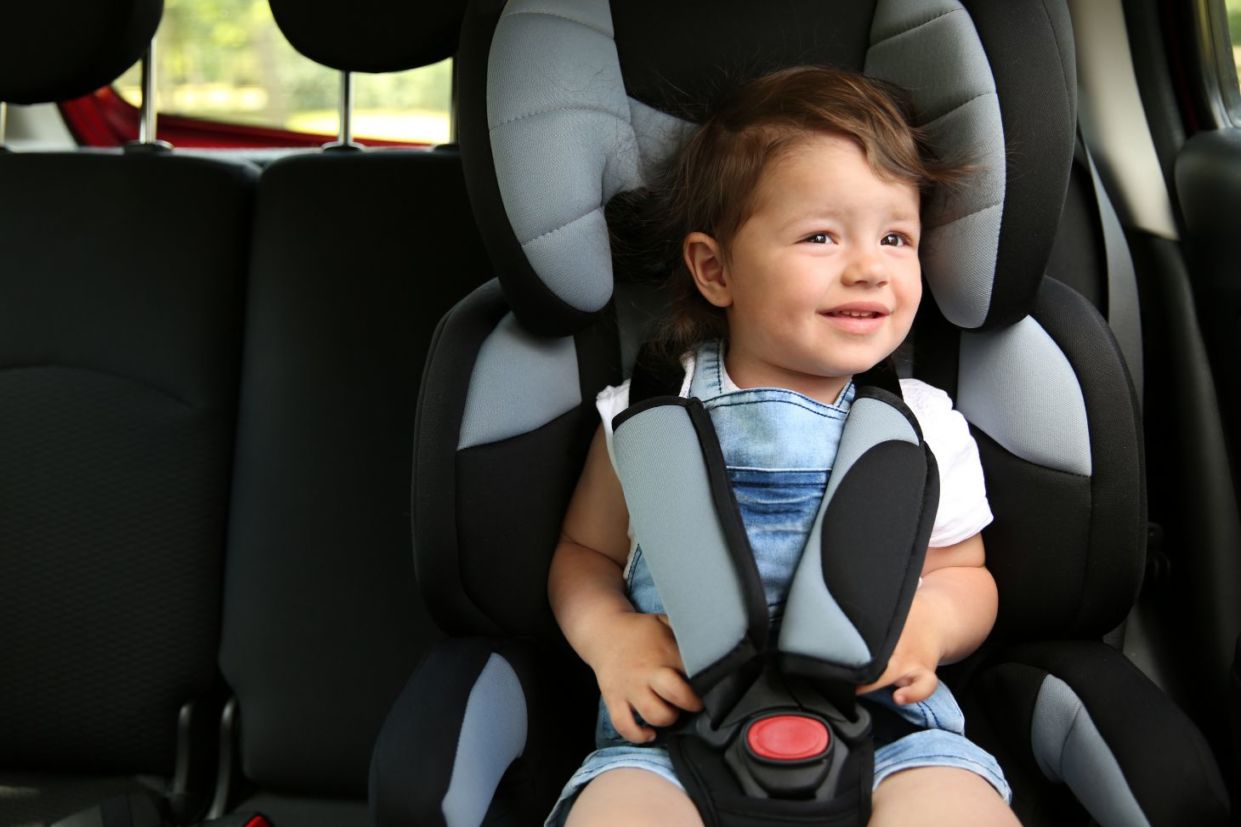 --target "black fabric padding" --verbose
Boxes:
[612,0,874,121]
[218,149,490,796]
[999,642,1230,826]
[455,408,597,639]
[974,430,1093,642]
[1046,155,1105,311]
[368,639,493,827]
[412,281,510,636]
[415,280,620,638]
[269,0,462,73]
[970,279,1143,643]
[962,663,1086,826]
[0,0,161,103]
[369,639,594,827]
[970,662,1047,787]
[457,0,596,337]
[1033,278,1145,635]
[960,0,1076,329]
[819,442,933,683]
[0,152,254,774]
